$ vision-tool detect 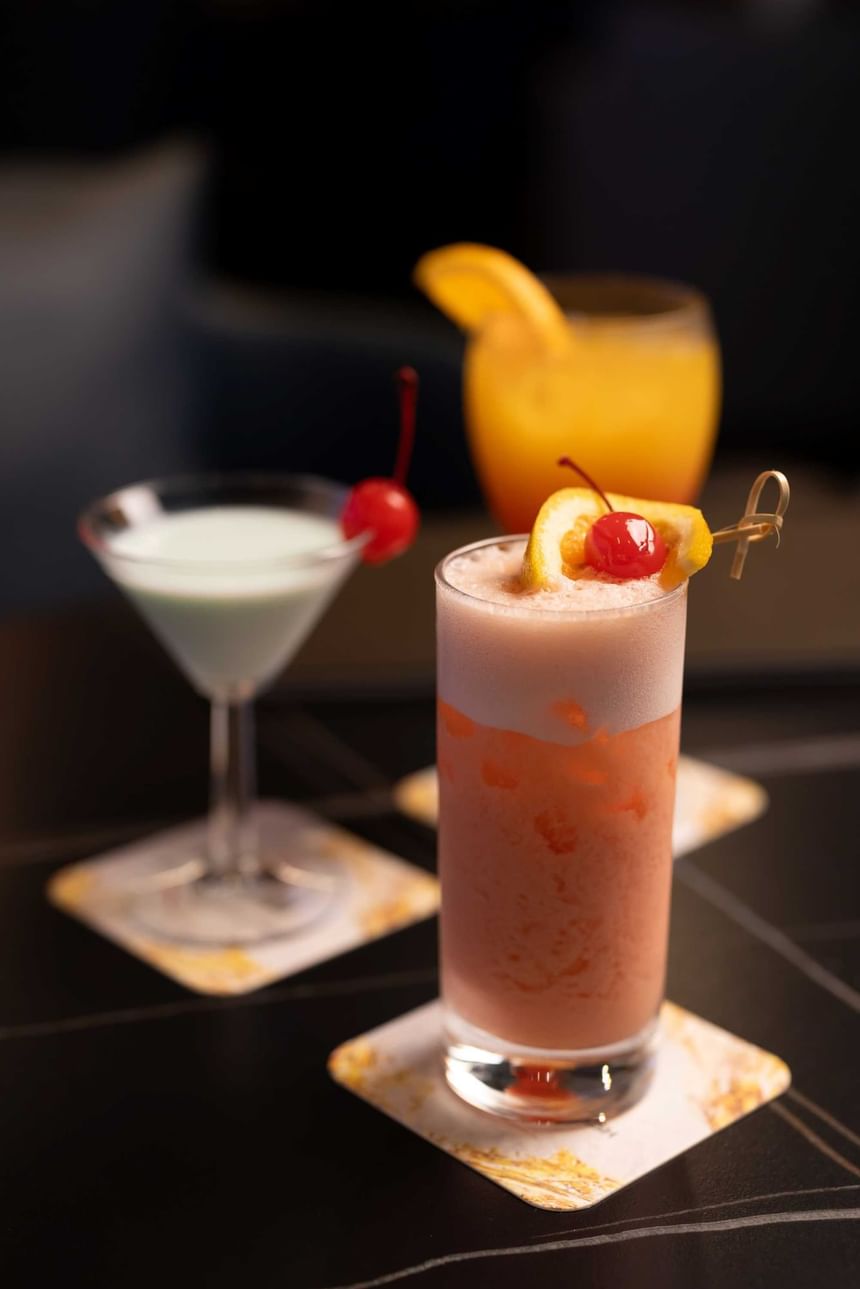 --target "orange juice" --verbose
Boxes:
[466,277,720,533]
